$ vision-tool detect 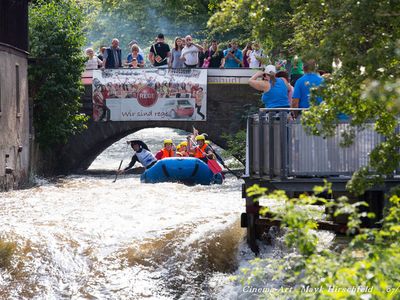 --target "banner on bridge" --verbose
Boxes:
[92,69,207,122]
